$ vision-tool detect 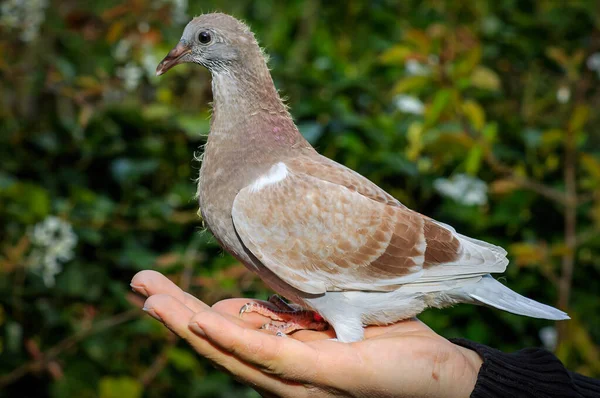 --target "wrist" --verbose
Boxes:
[451,345,483,398]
